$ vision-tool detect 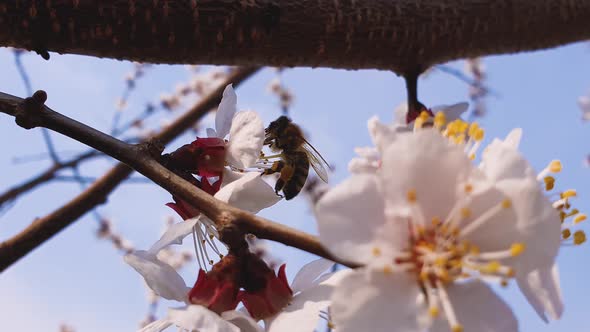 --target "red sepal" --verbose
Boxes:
[239,264,293,321]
